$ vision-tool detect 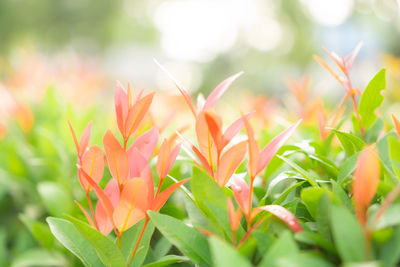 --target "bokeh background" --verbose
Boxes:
[1,0,400,107]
